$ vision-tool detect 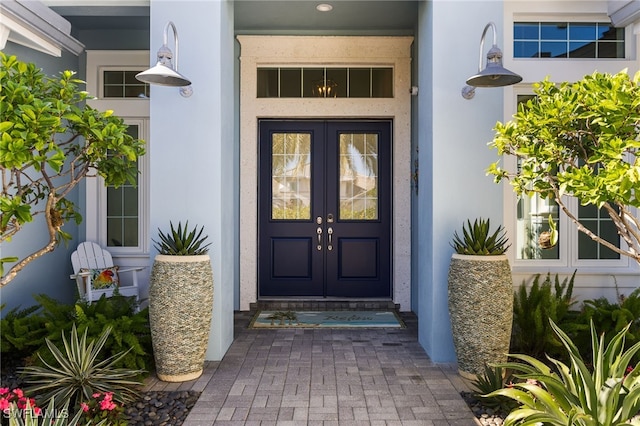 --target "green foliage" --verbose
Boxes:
[0,304,47,361]
[511,271,577,359]
[571,287,640,363]
[488,70,640,263]
[0,52,145,285]
[451,218,510,255]
[471,364,518,413]
[0,294,153,373]
[488,320,640,426]
[153,221,211,255]
[20,324,143,411]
